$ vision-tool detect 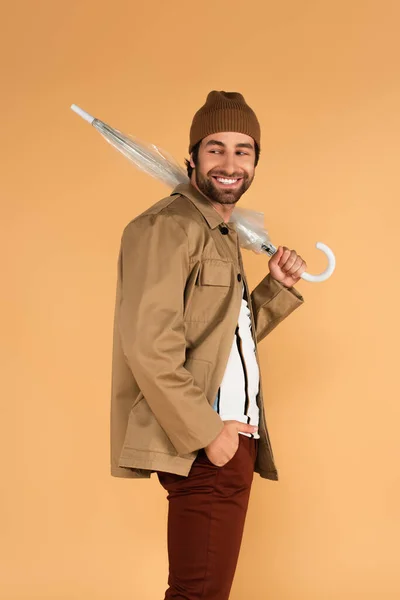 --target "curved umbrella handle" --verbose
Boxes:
[261,241,336,282]
[301,242,336,282]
